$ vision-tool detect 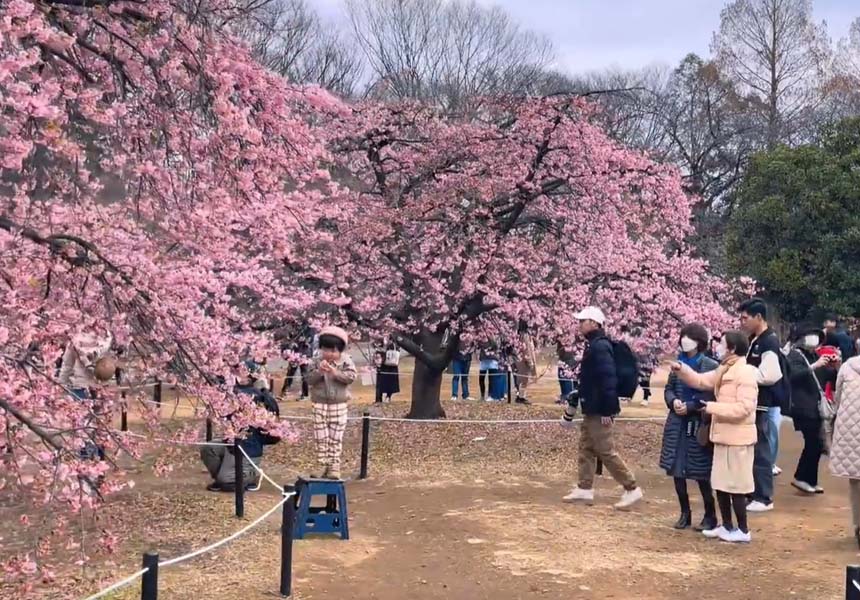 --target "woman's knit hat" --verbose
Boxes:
[319,326,349,347]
